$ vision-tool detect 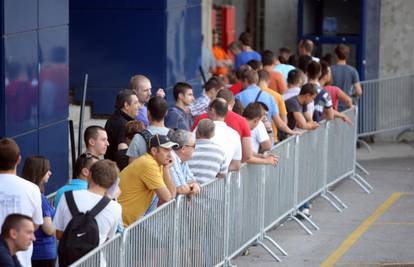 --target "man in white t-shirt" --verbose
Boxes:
[206,98,242,171]
[0,138,43,267]
[54,160,122,245]
[242,103,278,166]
